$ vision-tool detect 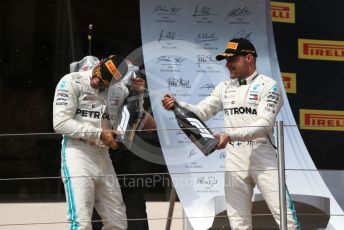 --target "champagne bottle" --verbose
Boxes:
[172,101,219,156]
